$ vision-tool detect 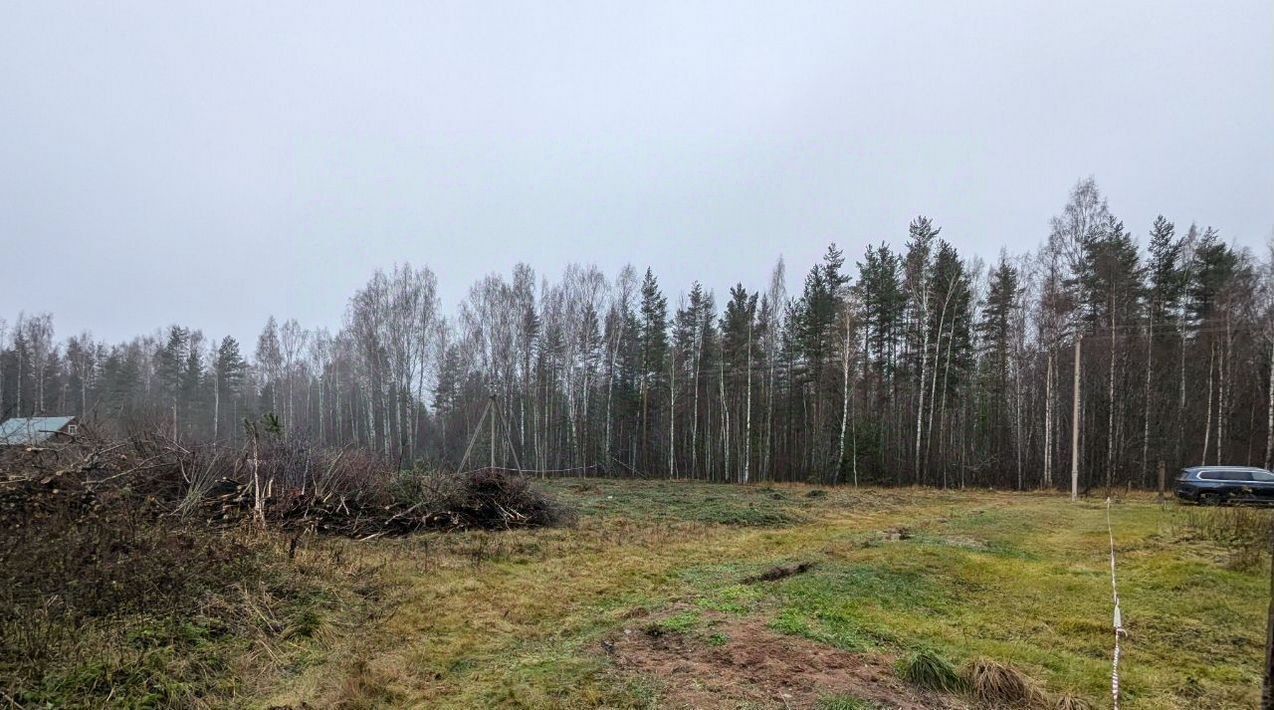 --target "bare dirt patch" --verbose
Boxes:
[743,561,817,583]
[606,611,969,709]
